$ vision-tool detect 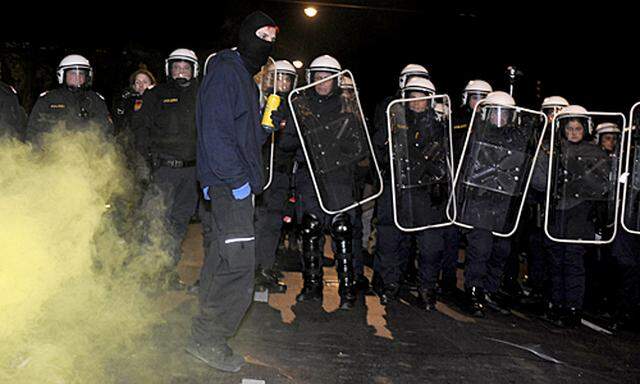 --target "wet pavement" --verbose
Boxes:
[152,224,640,383]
